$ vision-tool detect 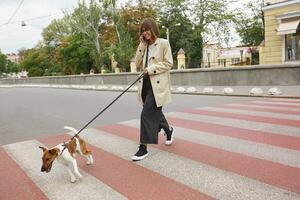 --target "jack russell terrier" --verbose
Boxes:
[39,126,93,183]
